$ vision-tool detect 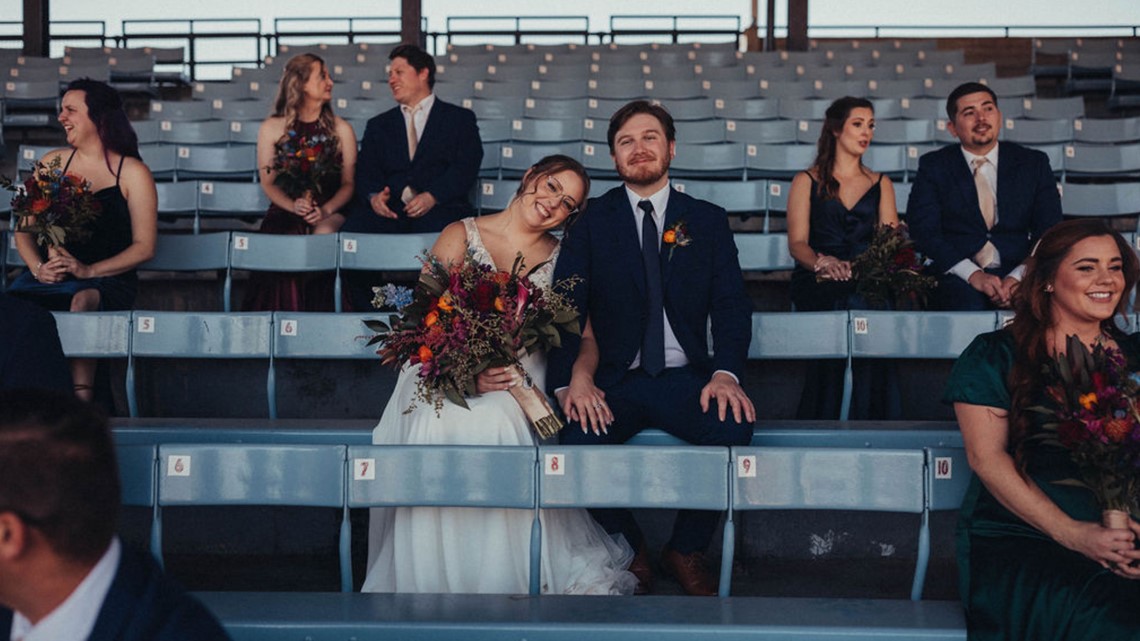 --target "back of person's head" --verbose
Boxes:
[515,154,591,219]
[389,44,436,88]
[272,53,336,131]
[66,78,140,160]
[945,81,998,120]
[606,100,676,154]
[1013,218,1139,331]
[812,96,874,200]
[0,390,120,563]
